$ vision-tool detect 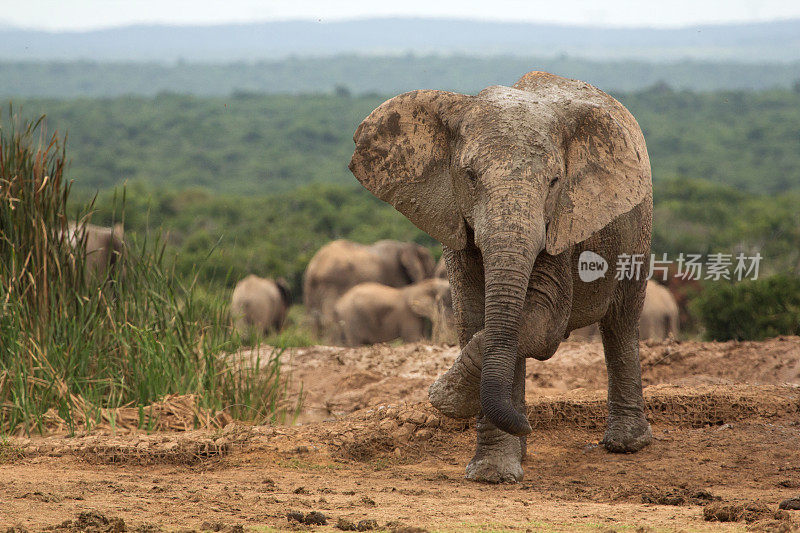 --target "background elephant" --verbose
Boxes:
[664,266,703,332]
[350,71,653,482]
[432,281,458,345]
[640,280,679,339]
[303,239,436,339]
[433,256,448,279]
[63,222,125,282]
[333,278,449,346]
[570,280,679,341]
[231,275,292,336]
